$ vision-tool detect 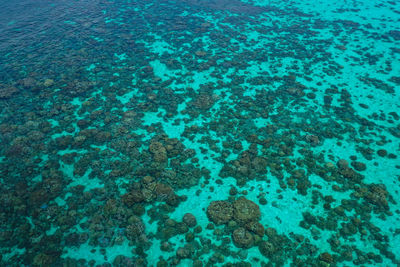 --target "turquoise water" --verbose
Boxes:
[0,0,399,266]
